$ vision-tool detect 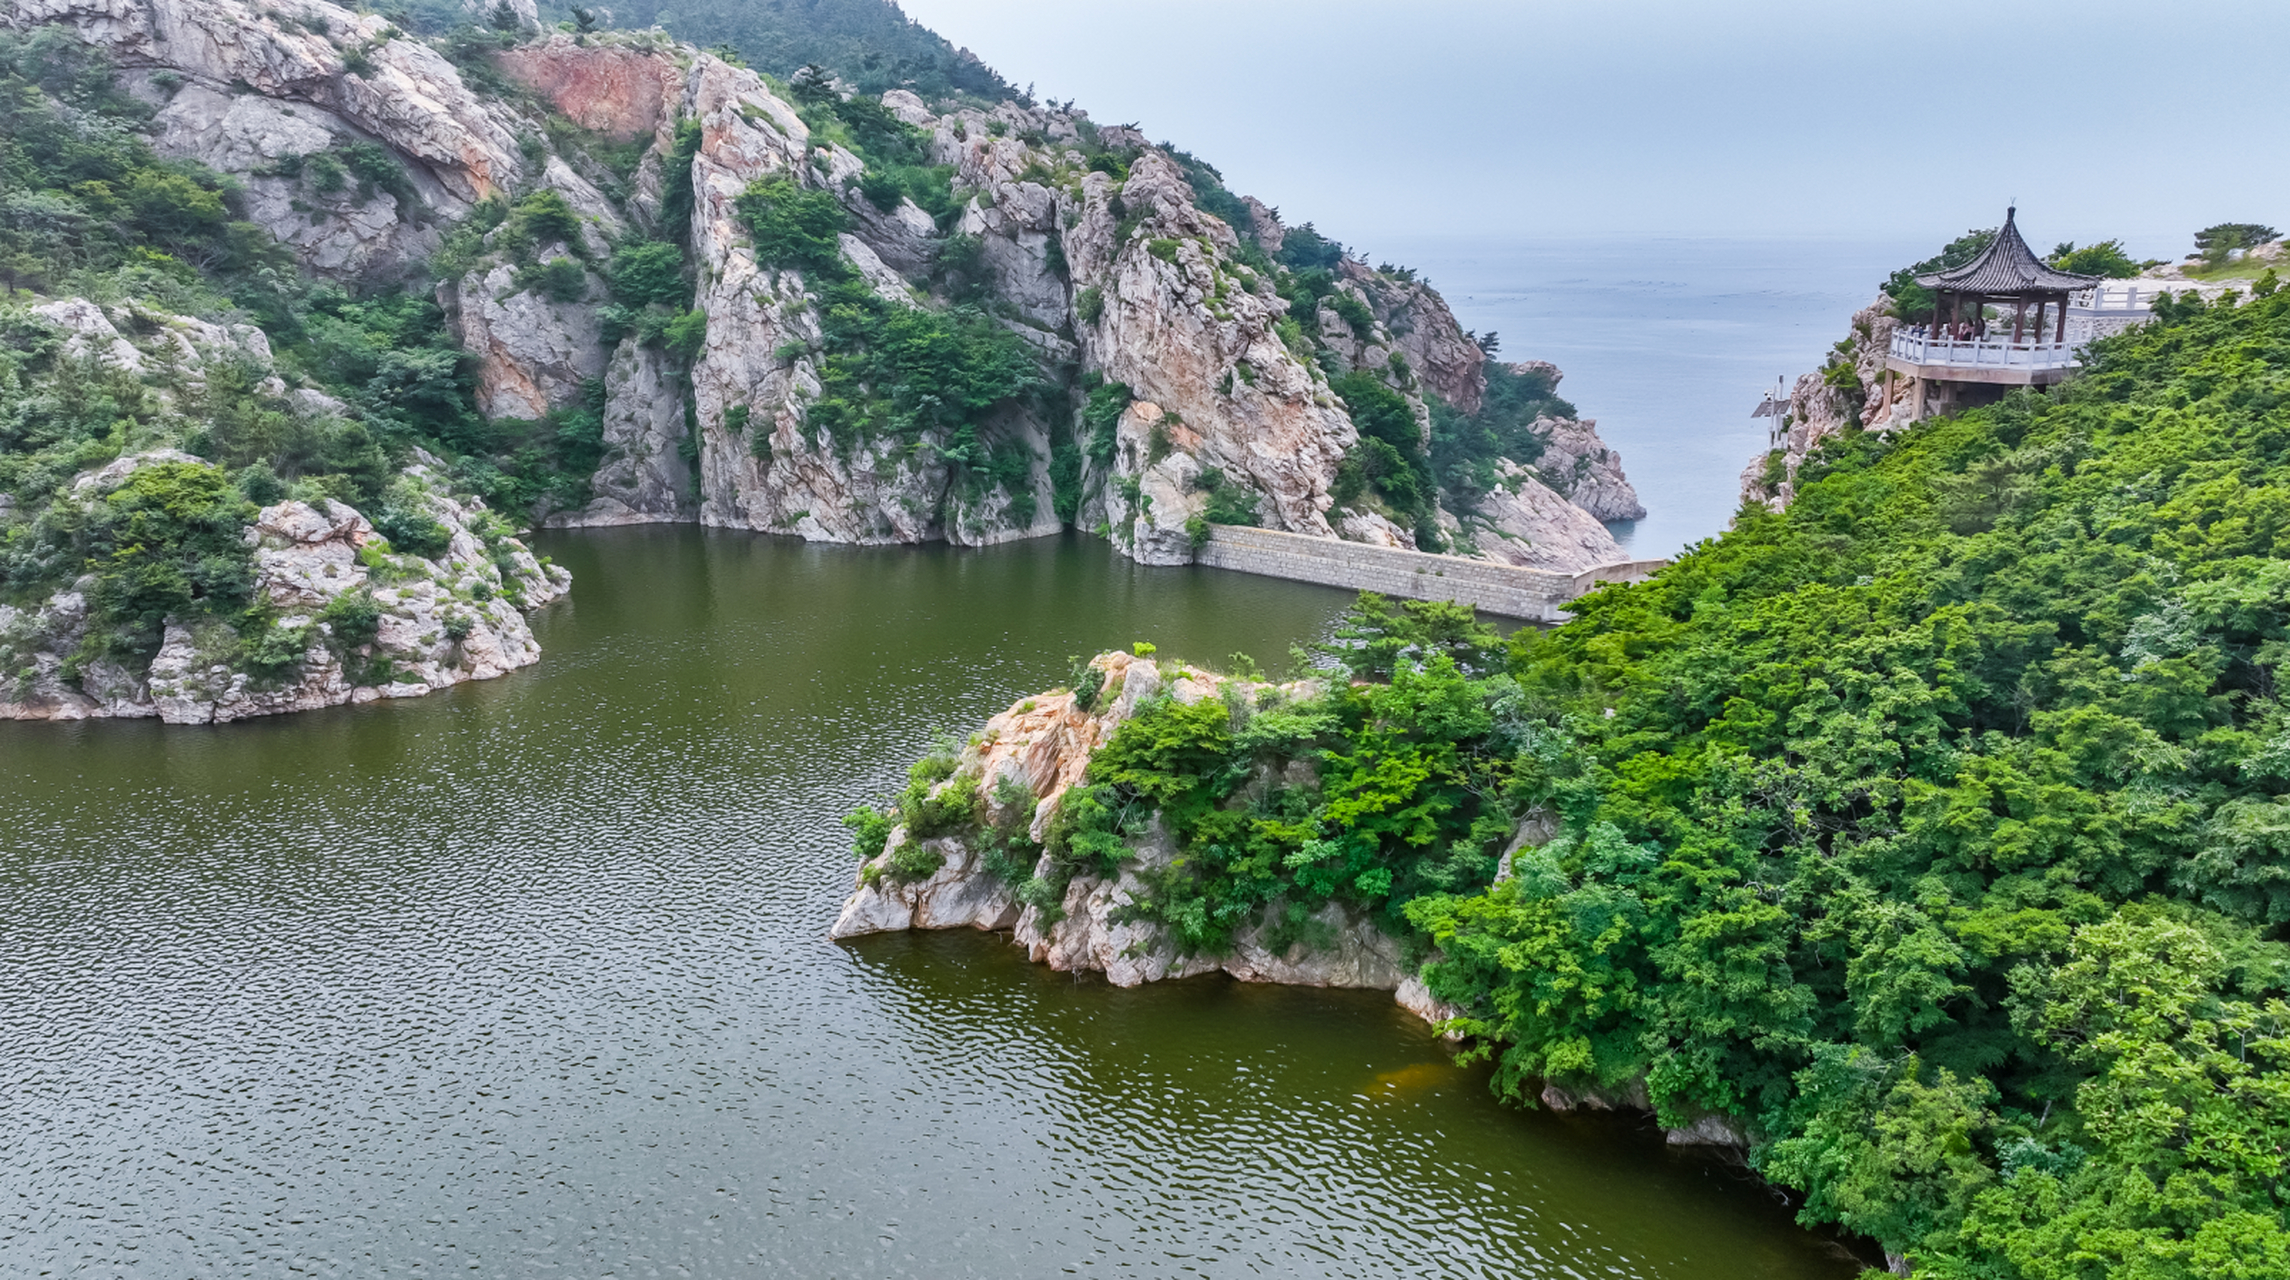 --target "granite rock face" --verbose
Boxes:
[1,458,568,724]
[443,253,609,421]
[4,6,1644,566]
[1526,414,1646,523]
[1463,460,1630,573]
[10,0,529,205]
[552,336,694,526]
[149,83,442,279]
[493,32,681,144]
[1740,298,1909,511]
